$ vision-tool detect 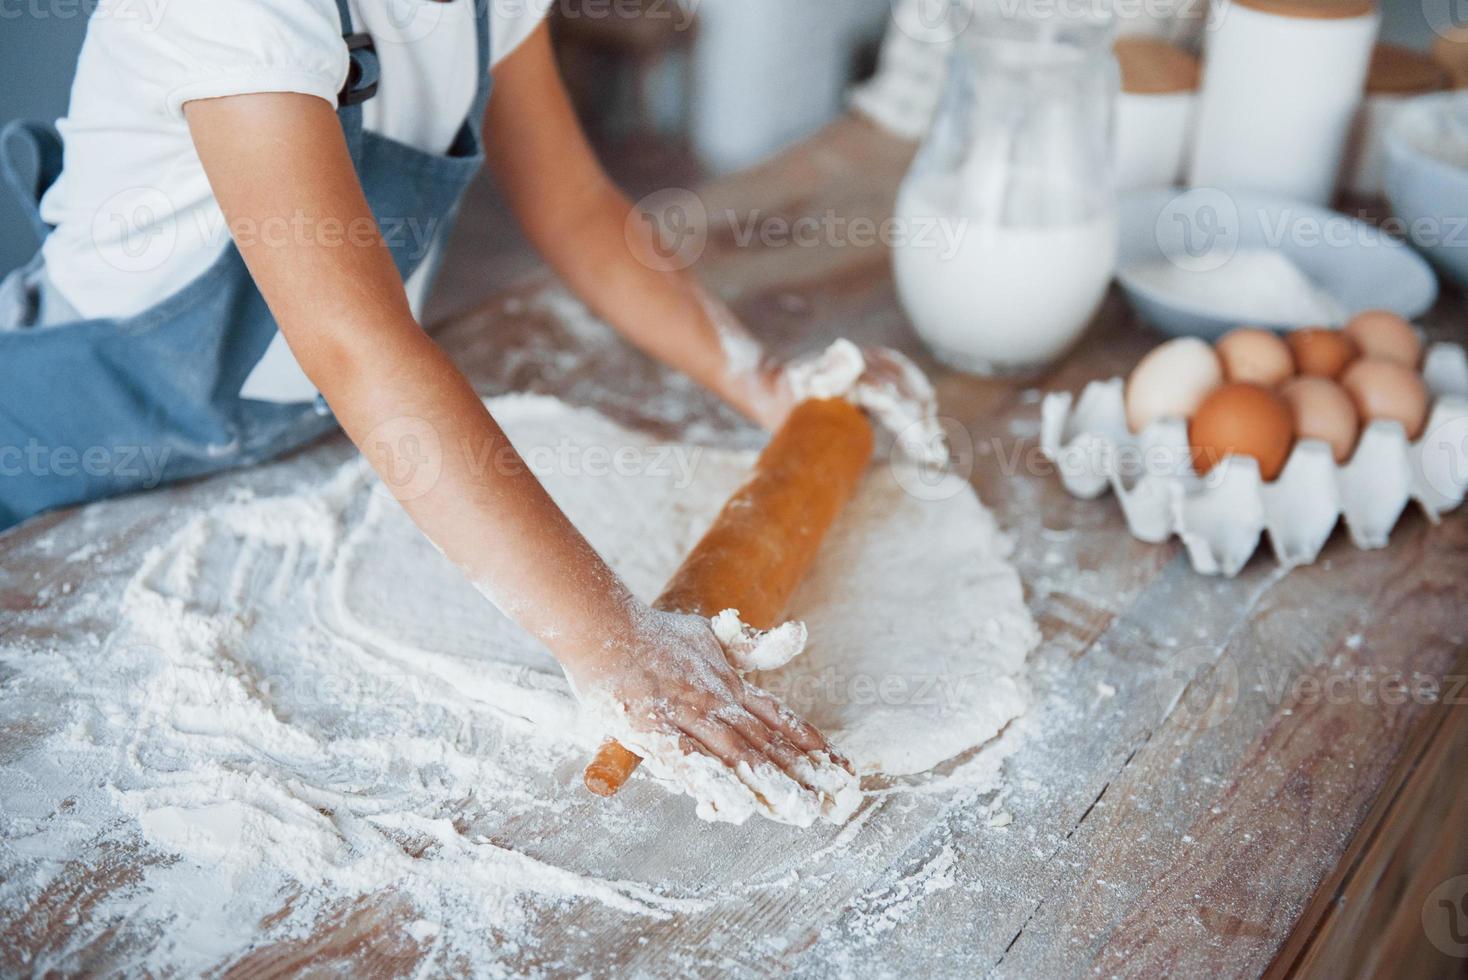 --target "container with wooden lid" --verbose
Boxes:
[1114,37,1200,189]
[1189,0,1380,204]
[1342,43,1451,197]
[1430,26,1468,90]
